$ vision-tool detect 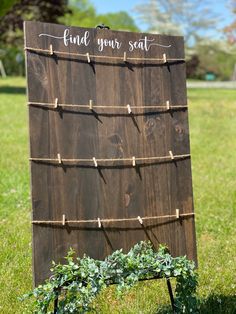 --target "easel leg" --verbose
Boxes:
[166,278,176,313]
